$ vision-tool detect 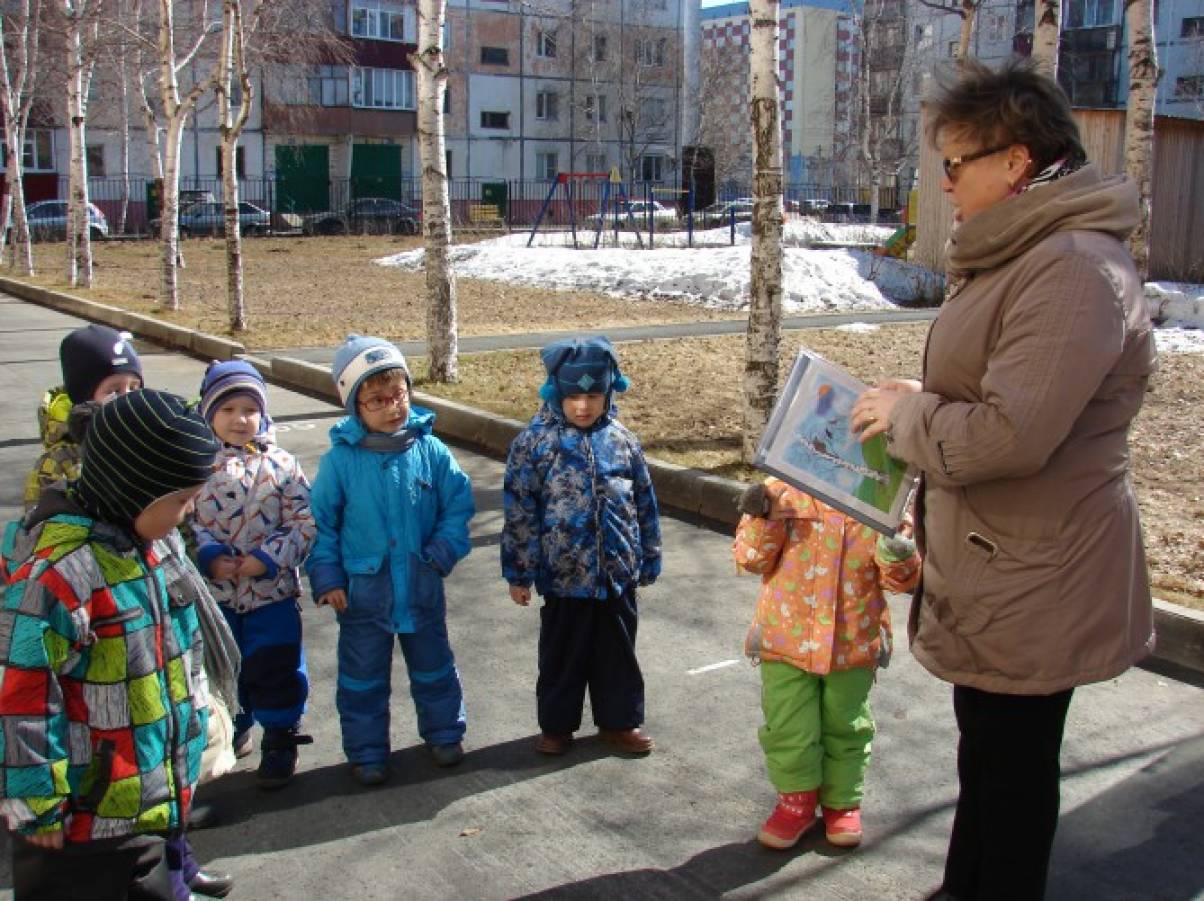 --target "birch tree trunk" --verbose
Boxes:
[1031,0,1062,77]
[216,0,256,331]
[744,0,783,461]
[0,0,39,275]
[1122,0,1158,278]
[957,1,976,59]
[118,44,131,233]
[413,0,459,383]
[63,8,85,286]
